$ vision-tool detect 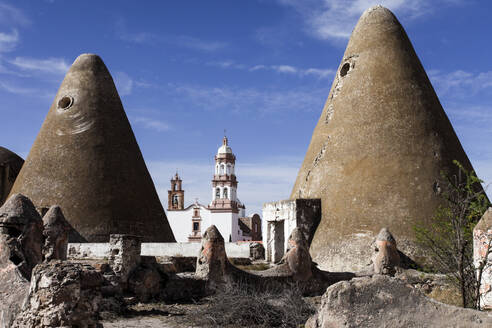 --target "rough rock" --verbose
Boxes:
[108,234,141,285]
[128,256,165,302]
[306,275,492,328]
[395,269,462,306]
[161,272,207,302]
[9,53,175,243]
[258,228,313,281]
[0,193,43,279]
[195,225,229,288]
[290,4,483,271]
[284,228,313,281]
[42,205,70,261]
[12,261,104,328]
[0,194,44,328]
[372,227,400,275]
